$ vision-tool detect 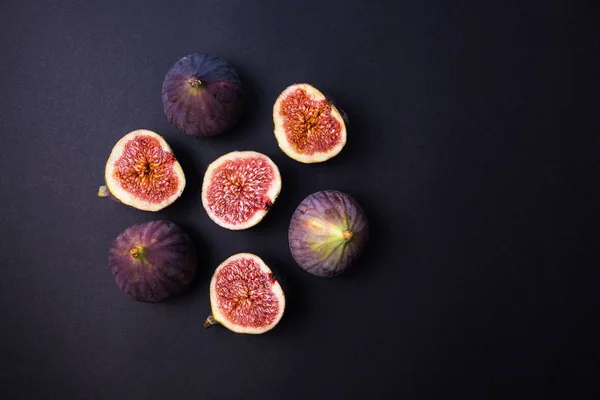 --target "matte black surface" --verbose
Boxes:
[1,1,598,398]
